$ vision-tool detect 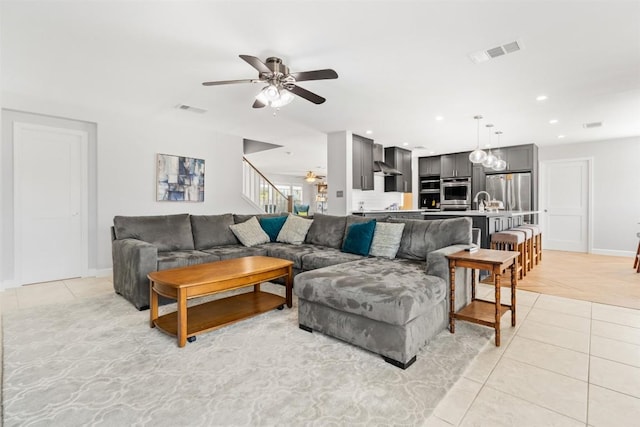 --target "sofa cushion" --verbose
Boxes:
[229,216,271,247]
[389,217,472,261]
[157,250,220,270]
[265,243,327,269]
[260,216,288,242]
[233,213,286,224]
[304,214,347,249]
[342,220,376,256]
[113,214,194,251]
[301,248,365,271]
[369,222,405,259]
[294,258,446,326]
[190,214,238,249]
[277,214,313,245]
[202,245,268,260]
